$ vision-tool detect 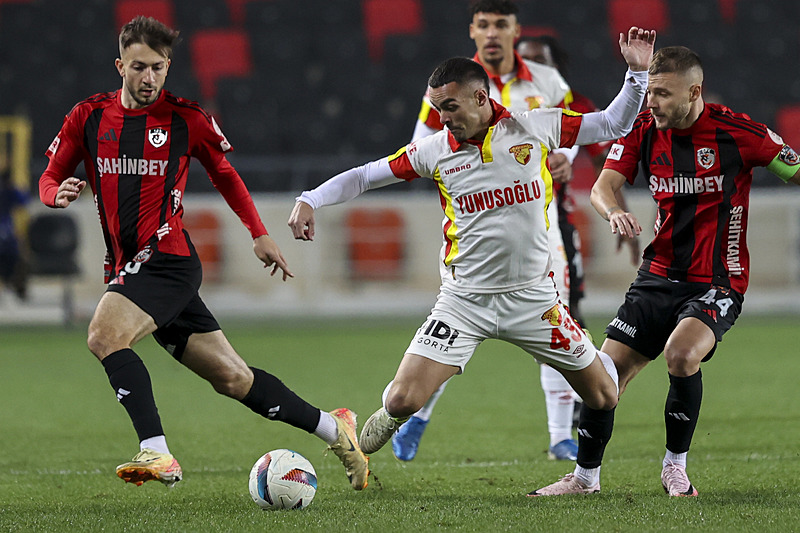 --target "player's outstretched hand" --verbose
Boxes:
[253,234,294,281]
[55,177,86,208]
[287,201,315,241]
[619,26,656,72]
[608,209,642,240]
